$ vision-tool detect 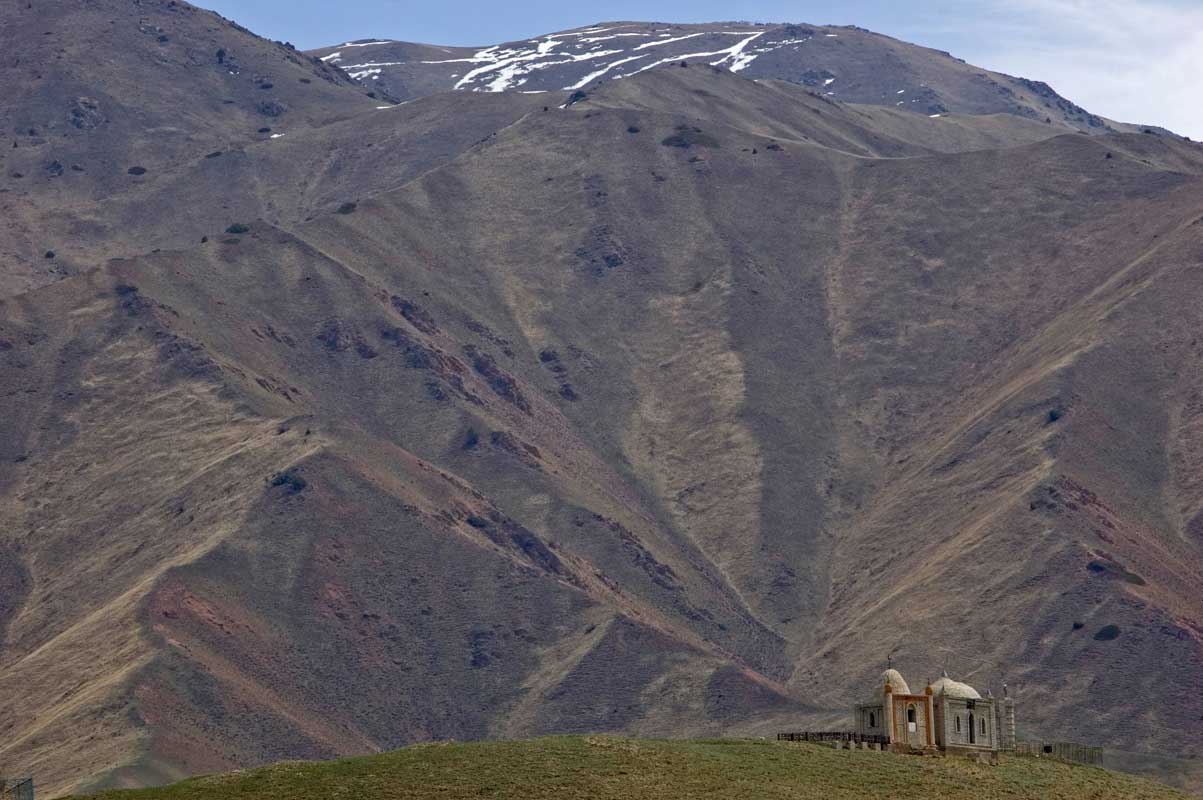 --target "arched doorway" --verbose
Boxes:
[968,712,976,744]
